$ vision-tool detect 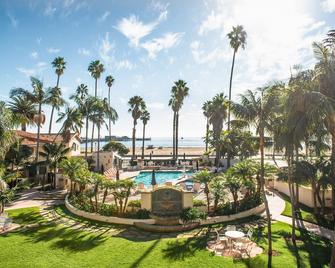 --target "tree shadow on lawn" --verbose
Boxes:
[129,239,161,268]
